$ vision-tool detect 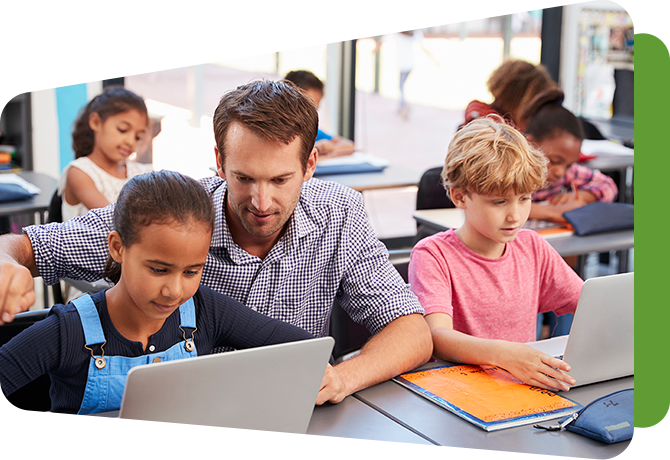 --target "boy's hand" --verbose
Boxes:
[5,412,79,460]
[0,260,35,324]
[497,342,575,392]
